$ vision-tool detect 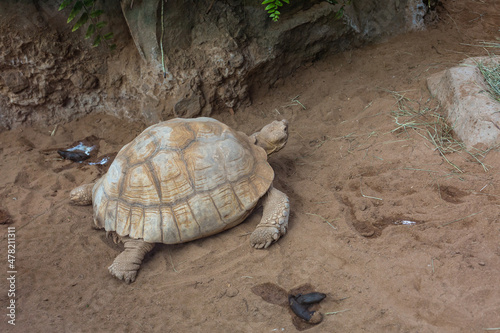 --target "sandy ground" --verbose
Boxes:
[1,0,500,332]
